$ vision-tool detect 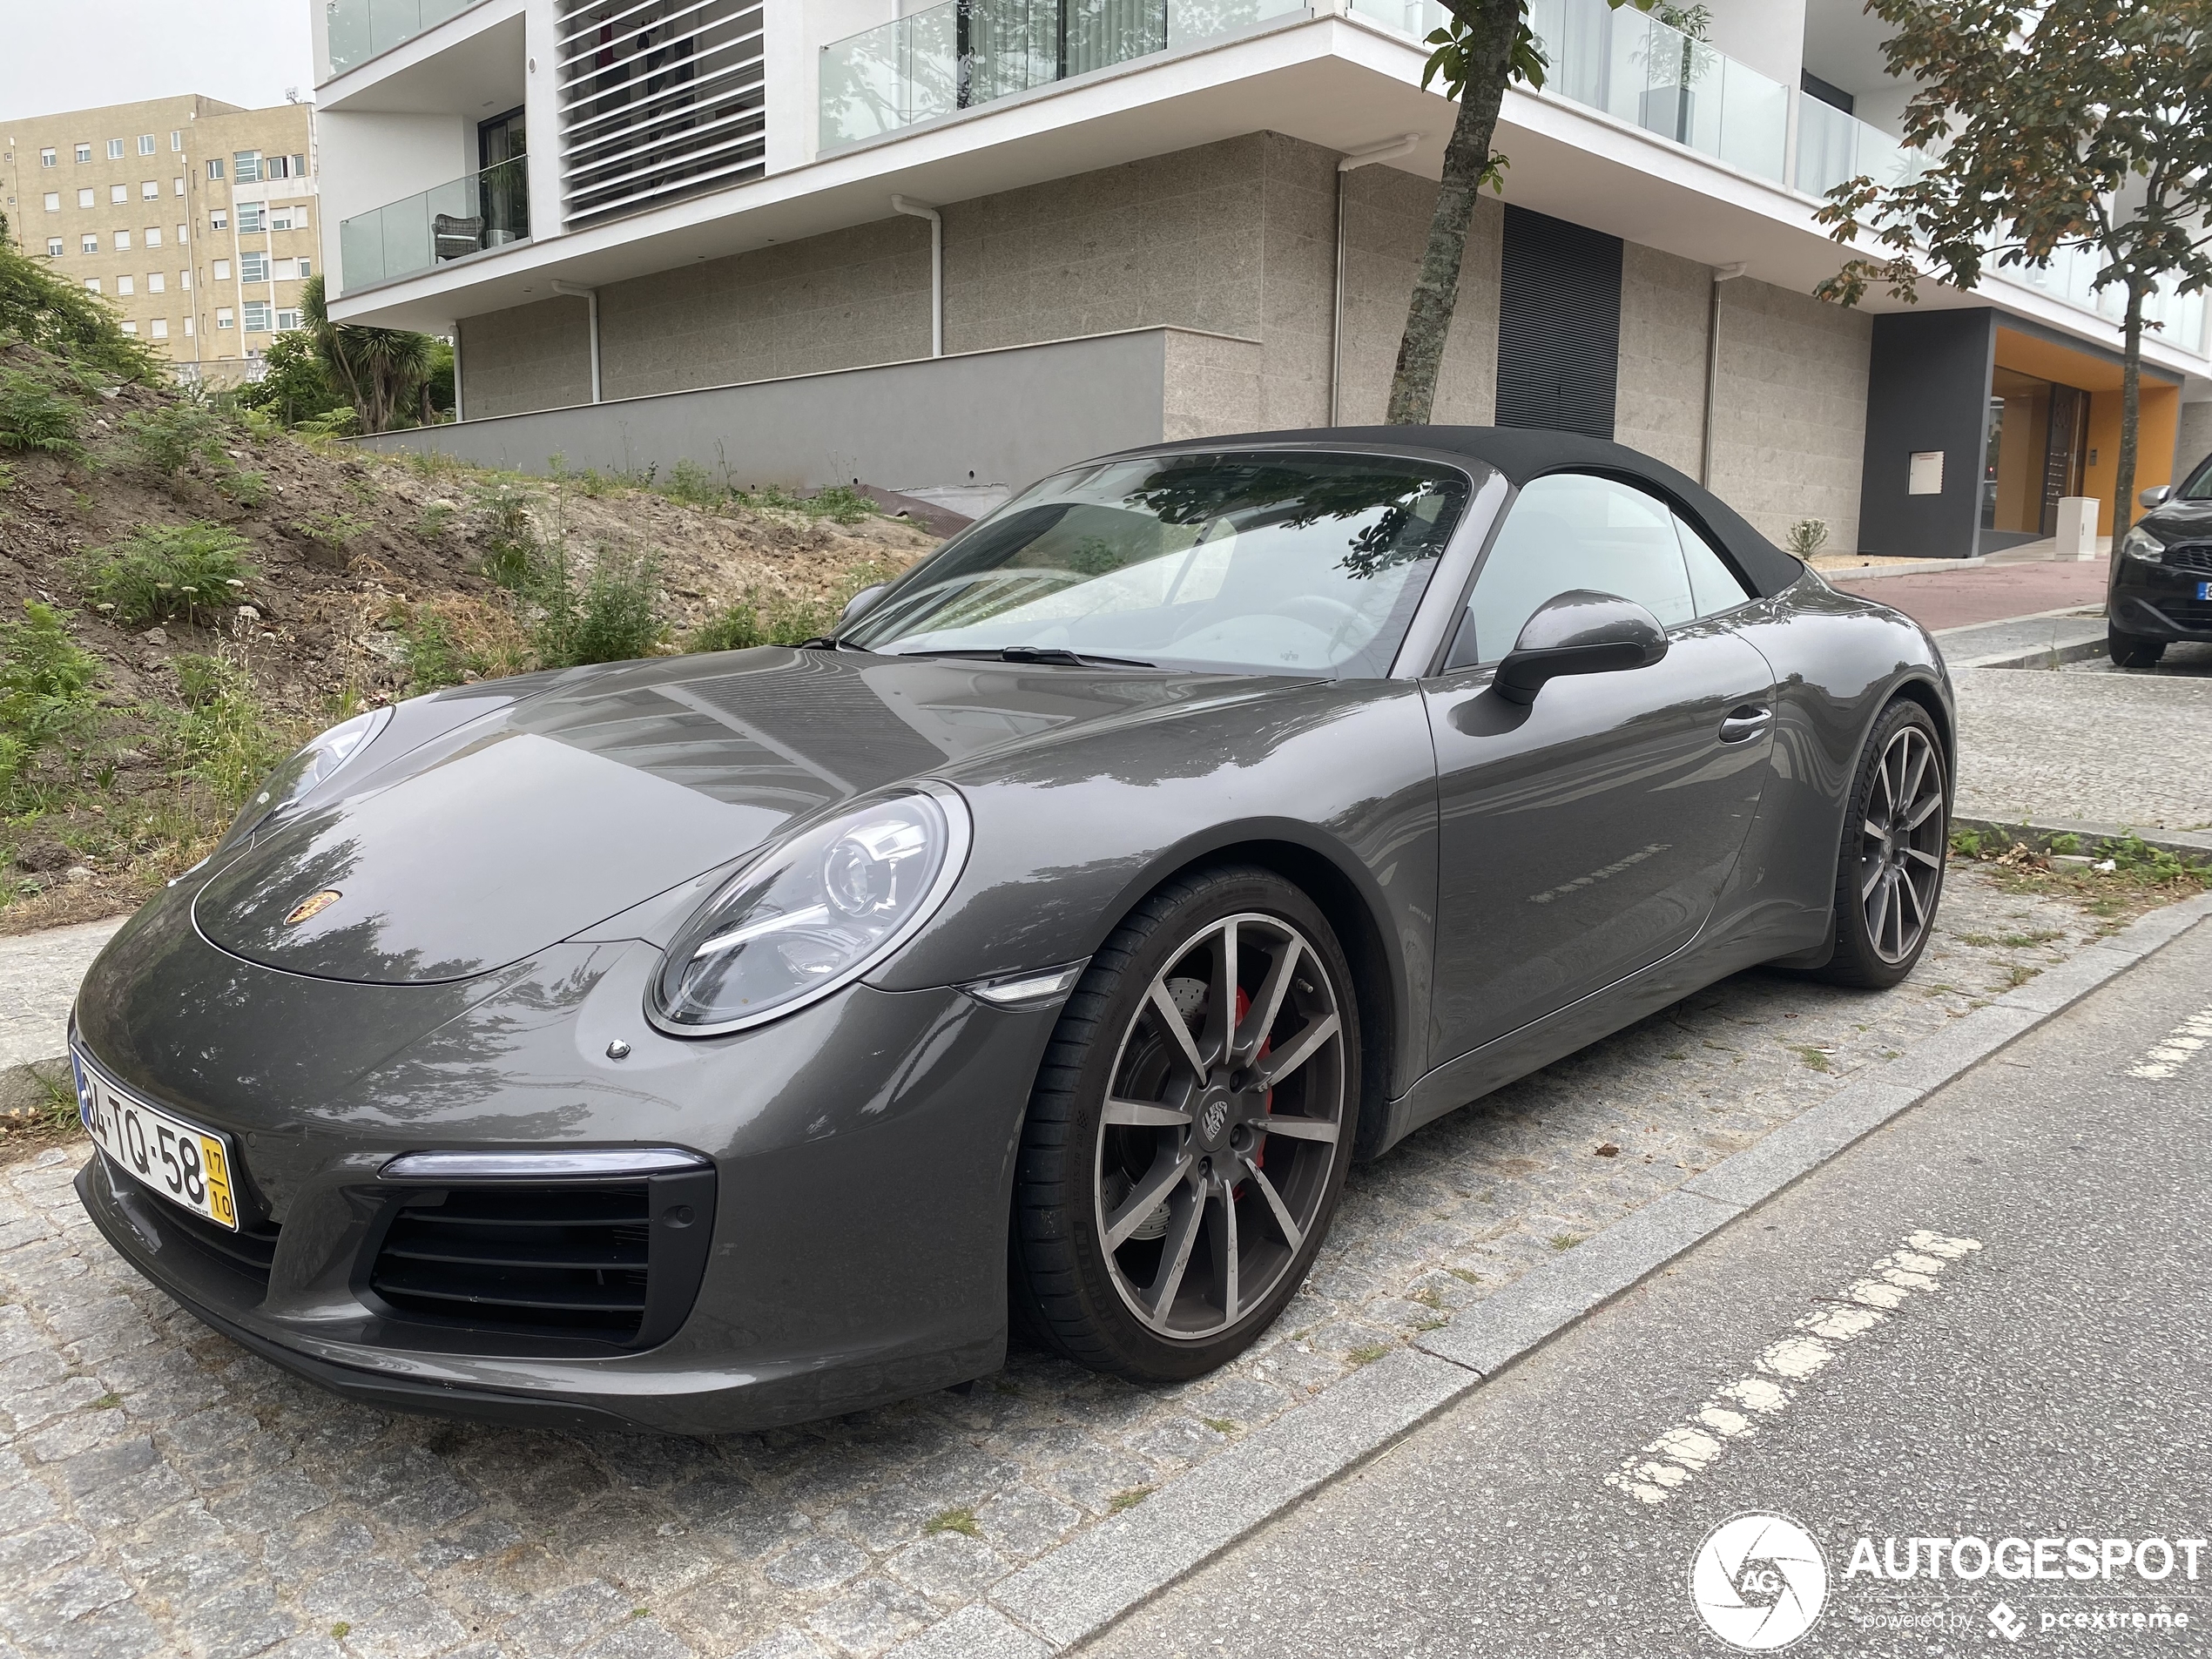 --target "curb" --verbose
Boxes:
[913,889,2212,1659]
[1954,814,2212,869]
[1947,634,2108,671]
